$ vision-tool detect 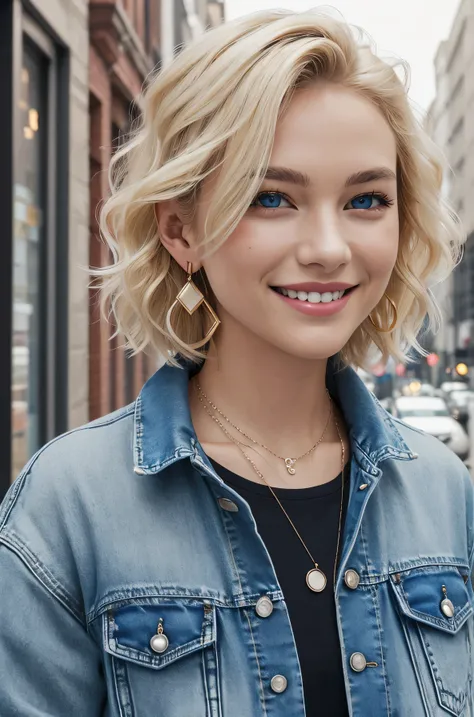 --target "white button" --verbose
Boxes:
[344,570,360,590]
[134,466,146,475]
[270,675,288,693]
[350,652,367,672]
[150,633,169,654]
[218,497,239,512]
[359,483,368,491]
[256,596,273,618]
